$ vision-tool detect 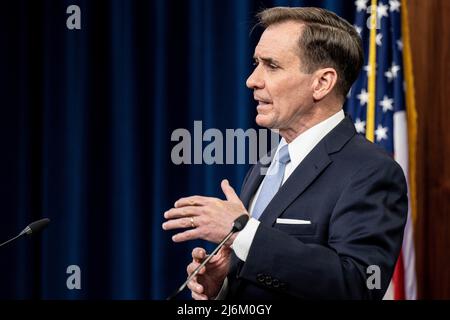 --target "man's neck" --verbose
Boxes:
[280,107,343,143]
